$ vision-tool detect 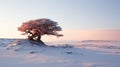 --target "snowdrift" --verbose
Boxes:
[0,39,120,67]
